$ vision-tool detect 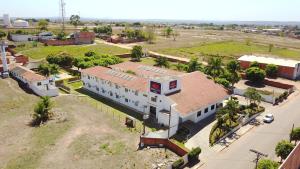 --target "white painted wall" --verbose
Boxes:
[11,34,36,42]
